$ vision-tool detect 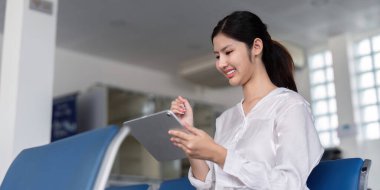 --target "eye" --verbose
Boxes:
[225,50,233,55]
[215,55,220,60]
